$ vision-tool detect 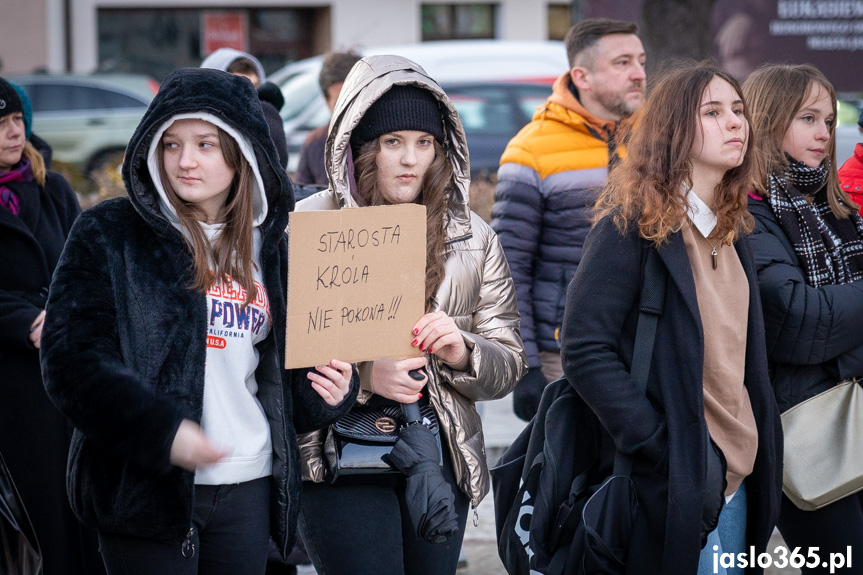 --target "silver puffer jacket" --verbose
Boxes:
[295,55,527,507]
